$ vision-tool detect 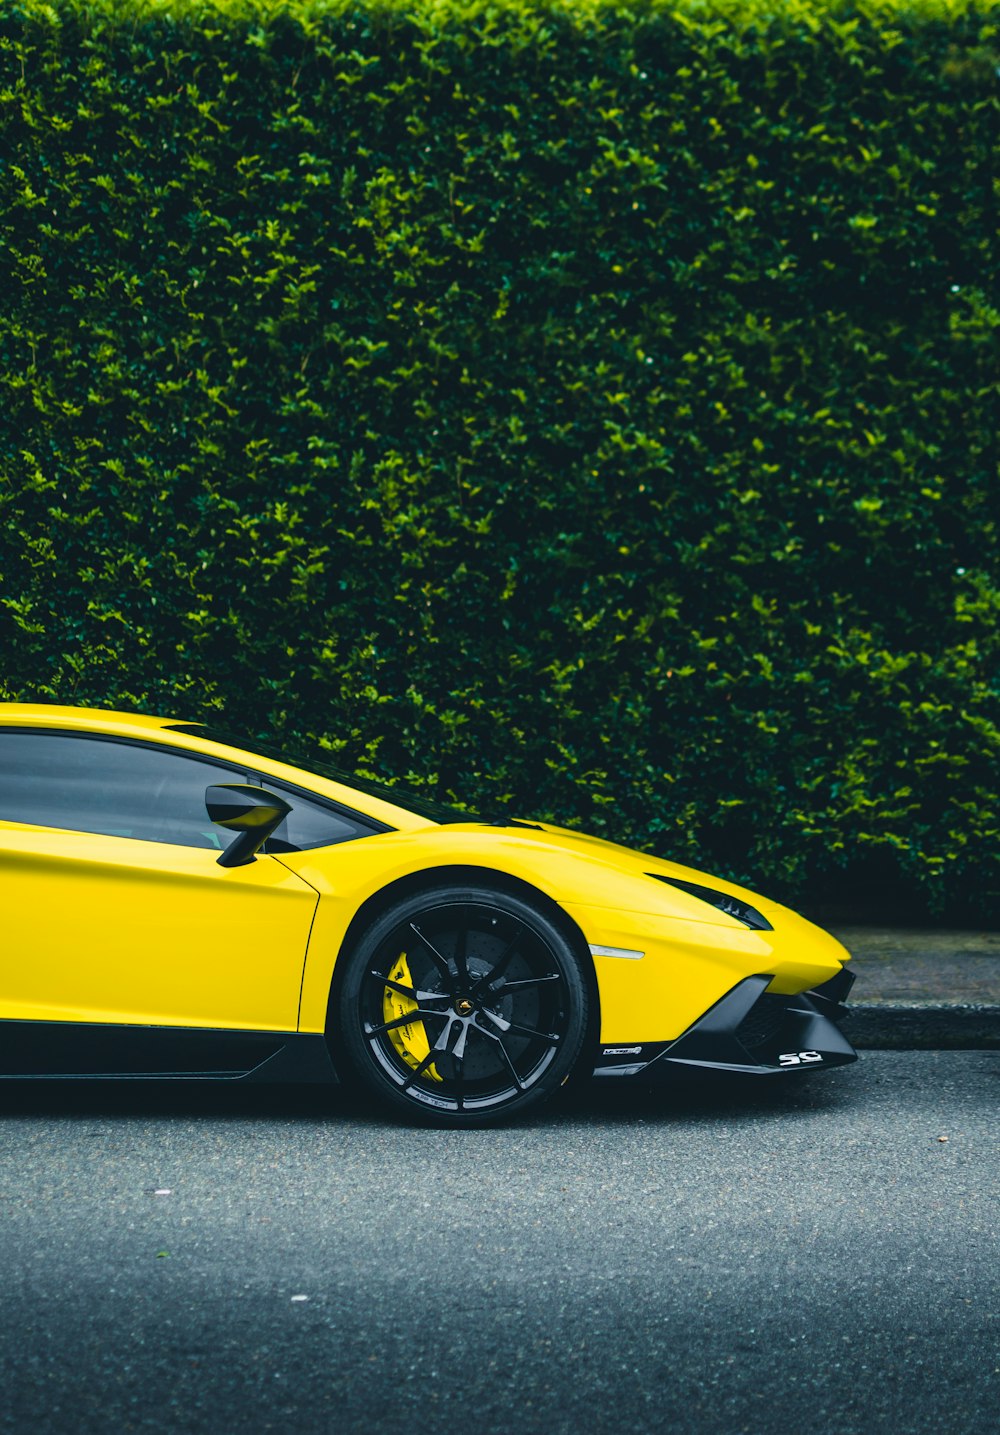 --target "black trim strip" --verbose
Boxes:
[0,1020,338,1083]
